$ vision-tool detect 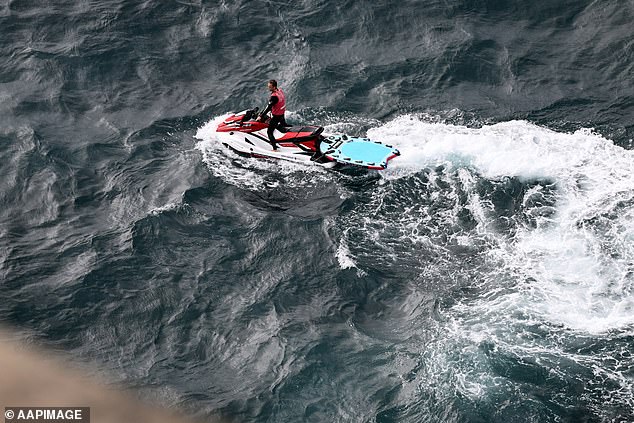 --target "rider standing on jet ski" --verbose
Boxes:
[258,79,286,150]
